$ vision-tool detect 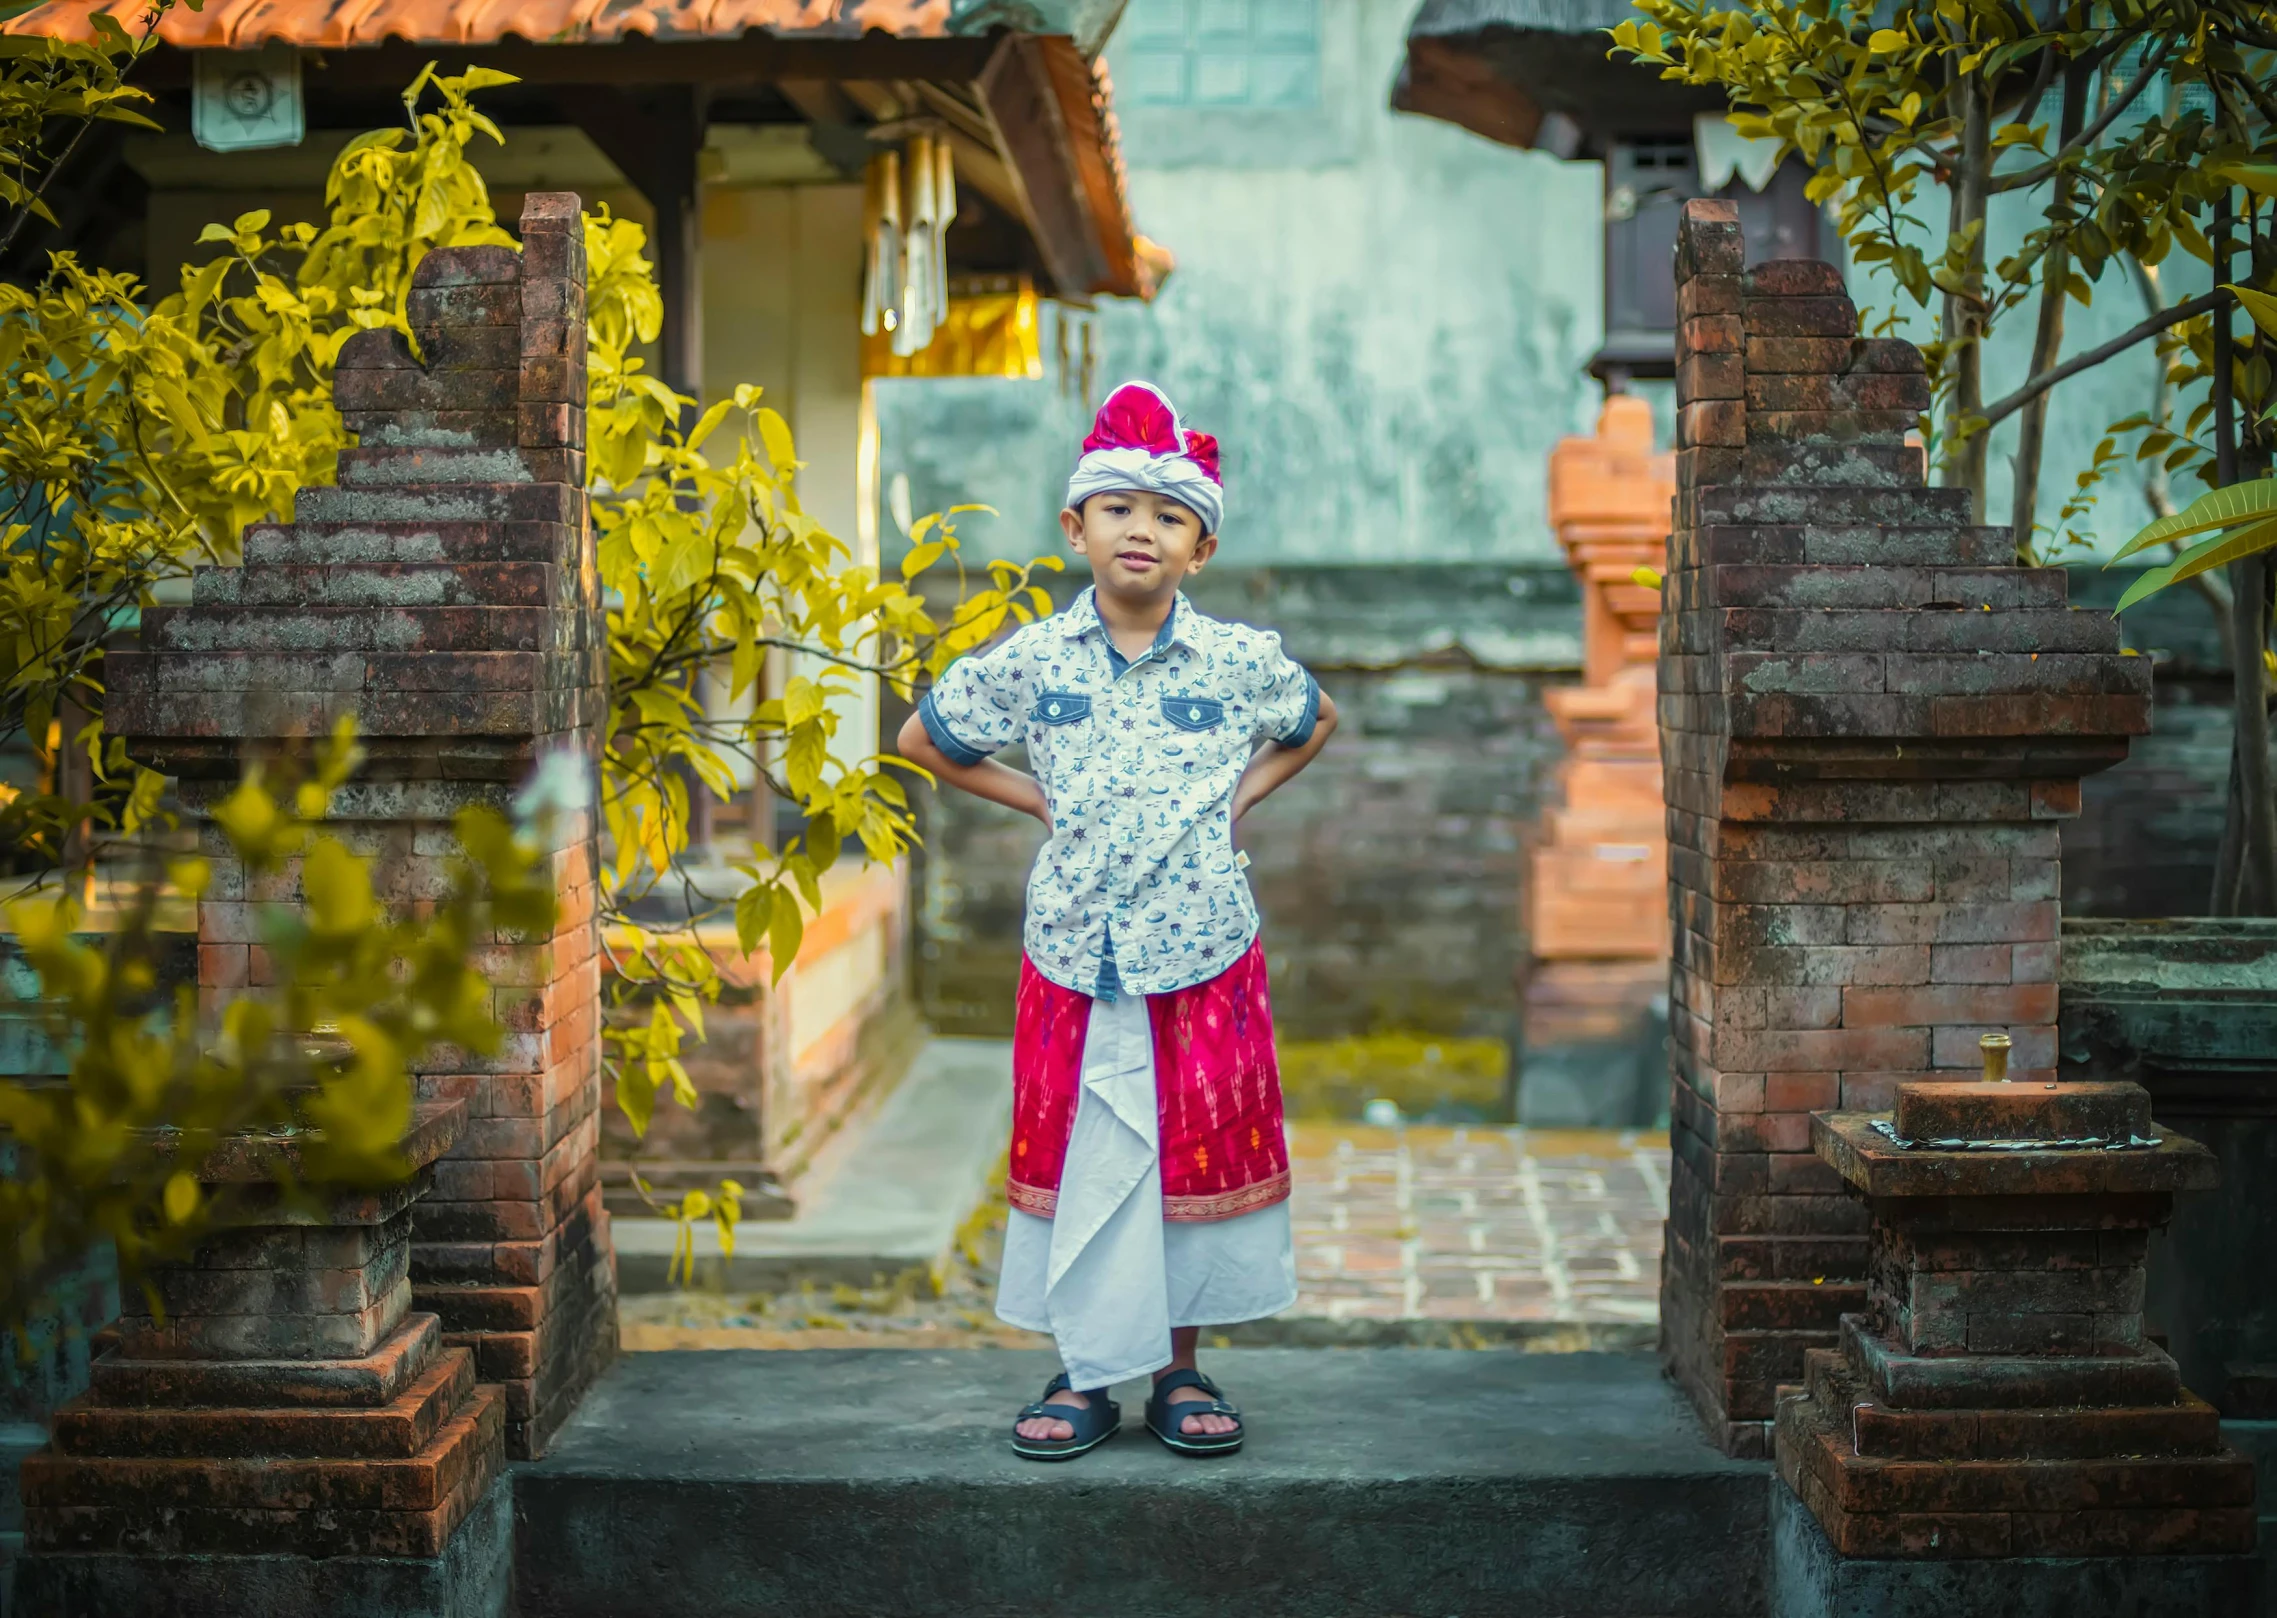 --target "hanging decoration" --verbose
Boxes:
[860,147,903,340]
[898,132,940,355]
[863,132,960,358]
